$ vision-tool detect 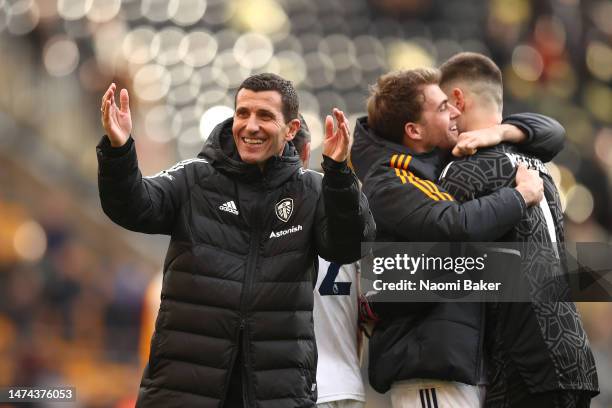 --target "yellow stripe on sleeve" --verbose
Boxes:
[405,171,440,201]
[395,168,407,184]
